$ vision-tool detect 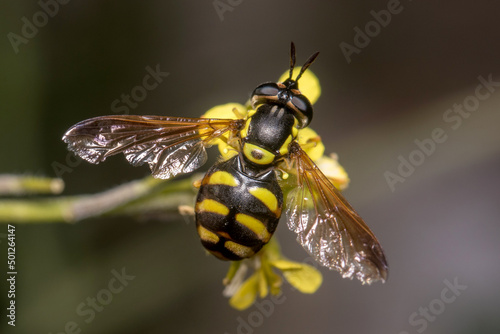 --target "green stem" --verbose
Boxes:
[0,175,64,195]
[0,175,197,224]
